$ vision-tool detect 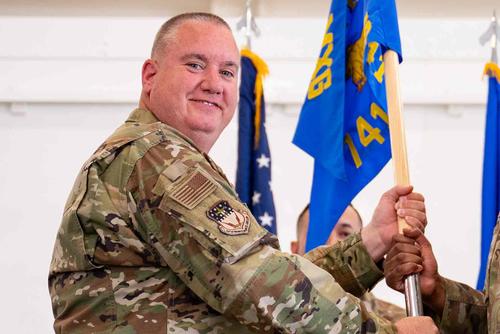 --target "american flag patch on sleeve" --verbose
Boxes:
[169,169,218,209]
